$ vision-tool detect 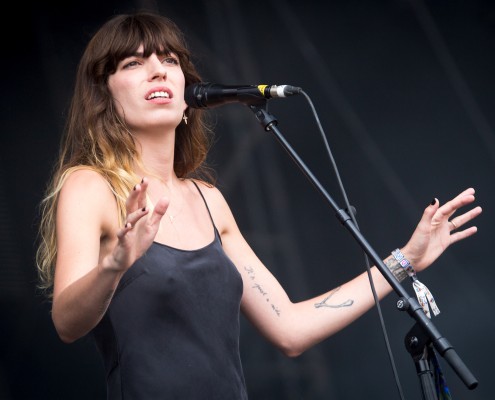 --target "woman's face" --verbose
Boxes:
[108,44,187,133]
